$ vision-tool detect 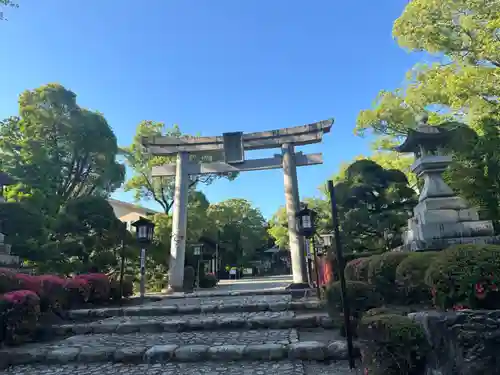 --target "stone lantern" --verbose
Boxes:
[395,114,499,251]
